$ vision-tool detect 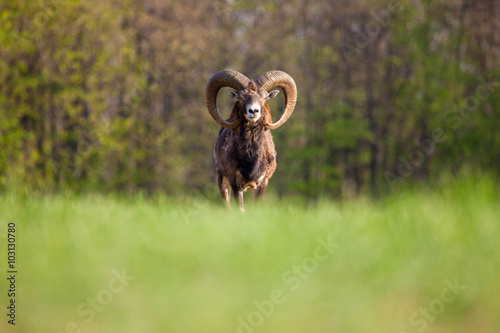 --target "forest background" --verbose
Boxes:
[1,0,499,198]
